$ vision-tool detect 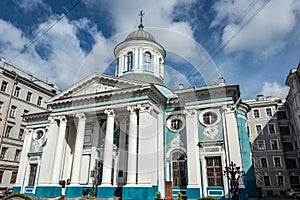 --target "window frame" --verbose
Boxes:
[9,105,17,118]
[4,125,12,137]
[273,156,282,167]
[253,109,260,118]
[14,86,21,97]
[266,108,272,117]
[37,96,43,106]
[26,91,32,102]
[268,123,276,134]
[257,140,265,150]
[256,124,263,134]
[0,147,8,160]
[1,81,8,93]
[260,157,268,168]
[270,139,279,150]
